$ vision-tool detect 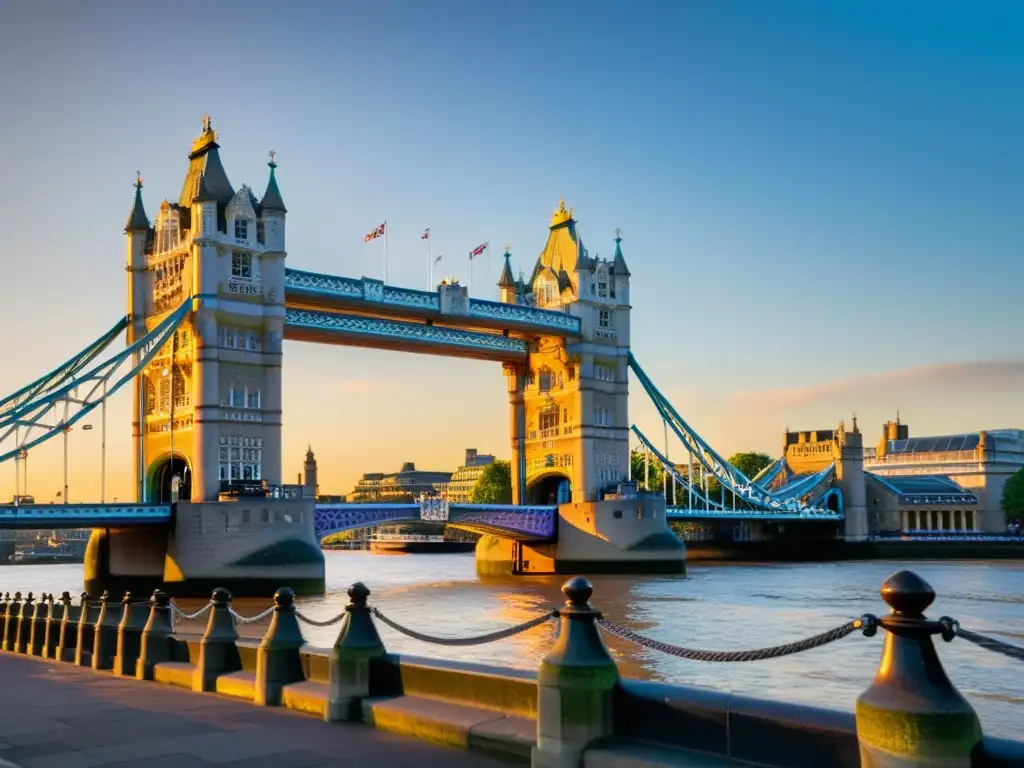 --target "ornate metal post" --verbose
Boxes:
[856,570,982,766]
[136,590,173,680]
[194,588,241,692]
[28,593,47,656]
[114,592,147,677]
[326,582,385,721]
[533,577,618,768]
[92,590,119,670]
[40,594,57,658]
[54,592,76,661]
[15,592,35,653]
[75,593,98,666]
[255,587,306,707]
[3,592,22,652]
